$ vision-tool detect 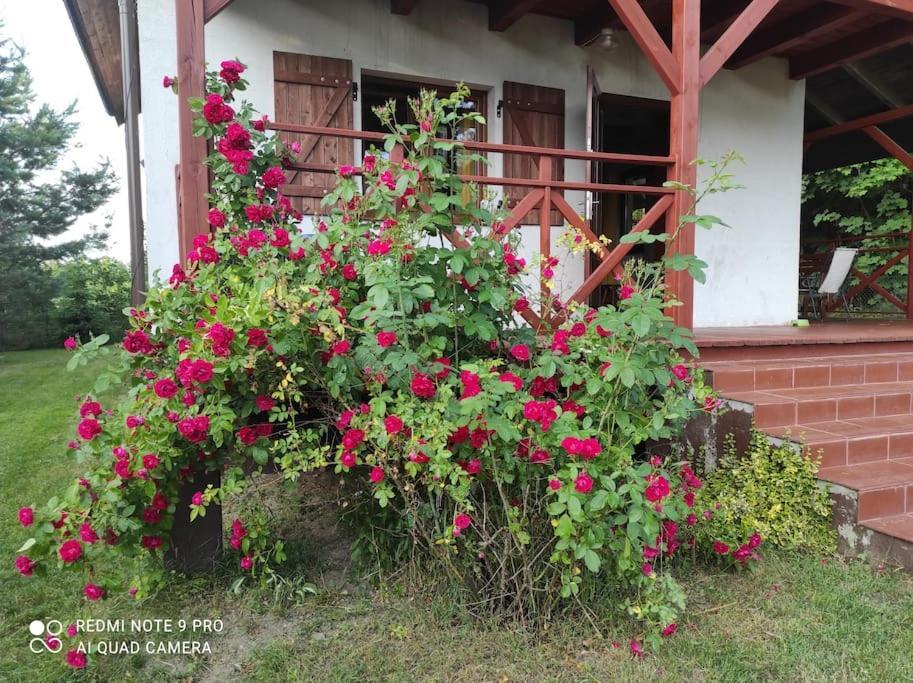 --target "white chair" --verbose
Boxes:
[806,247,857,318]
